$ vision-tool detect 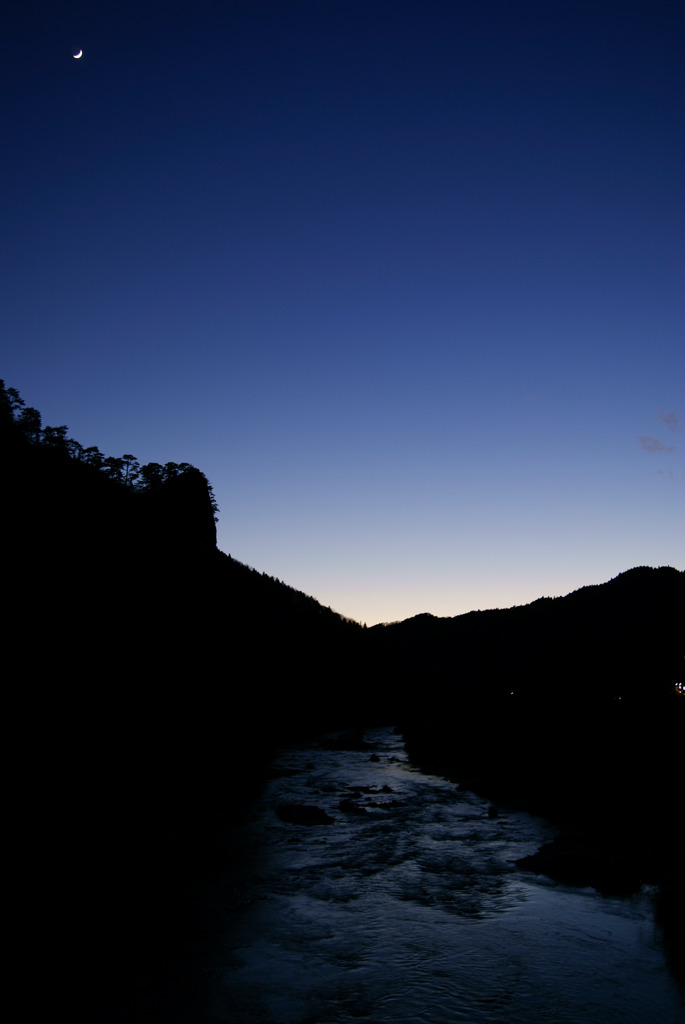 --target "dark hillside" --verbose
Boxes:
[372,568,683,825]
[370,566,682,711]
[378,568,683,969]
[373,568,684,979]
[2,383,368,1010]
